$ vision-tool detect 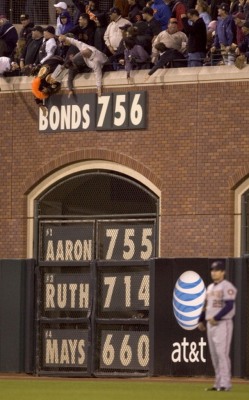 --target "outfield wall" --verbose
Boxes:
[0,257,247,378]
[1,66,249,376]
